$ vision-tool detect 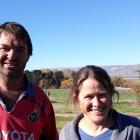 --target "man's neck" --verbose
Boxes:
[0,74,25,111]
[0,74,24,92]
